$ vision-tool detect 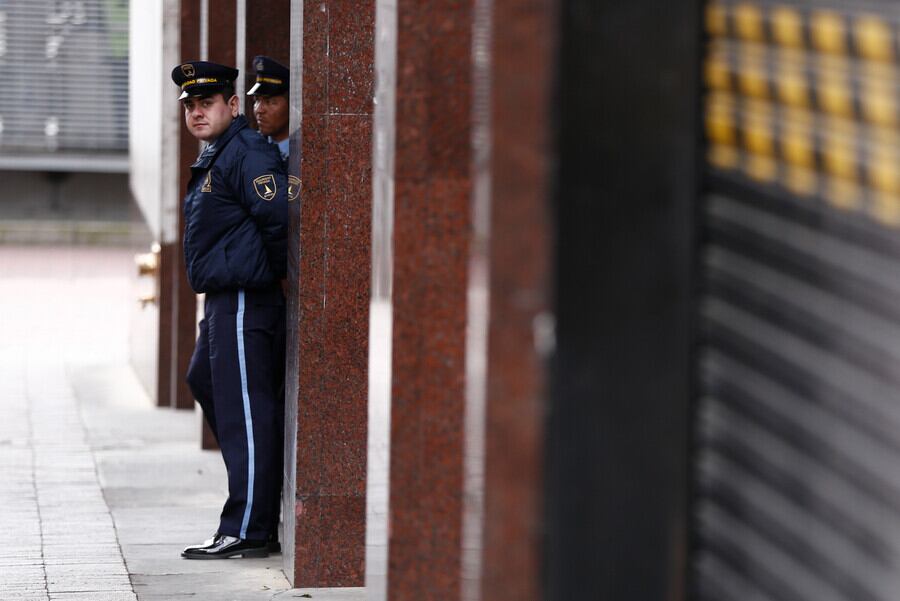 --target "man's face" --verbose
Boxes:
[253,94,289,142]
[182,93,239,142]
